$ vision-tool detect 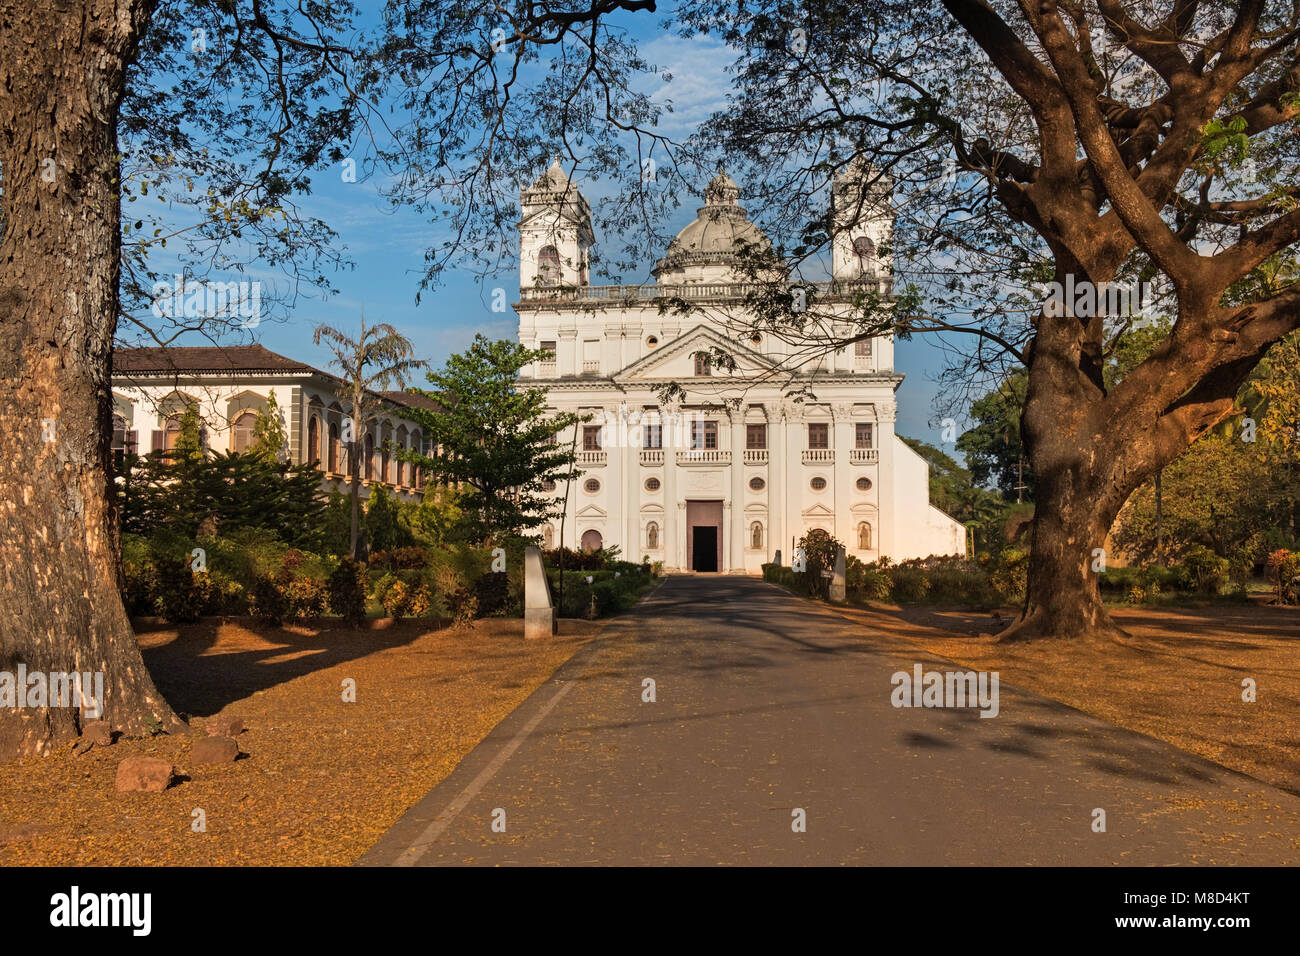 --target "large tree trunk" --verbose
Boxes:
[0,0,184,759]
